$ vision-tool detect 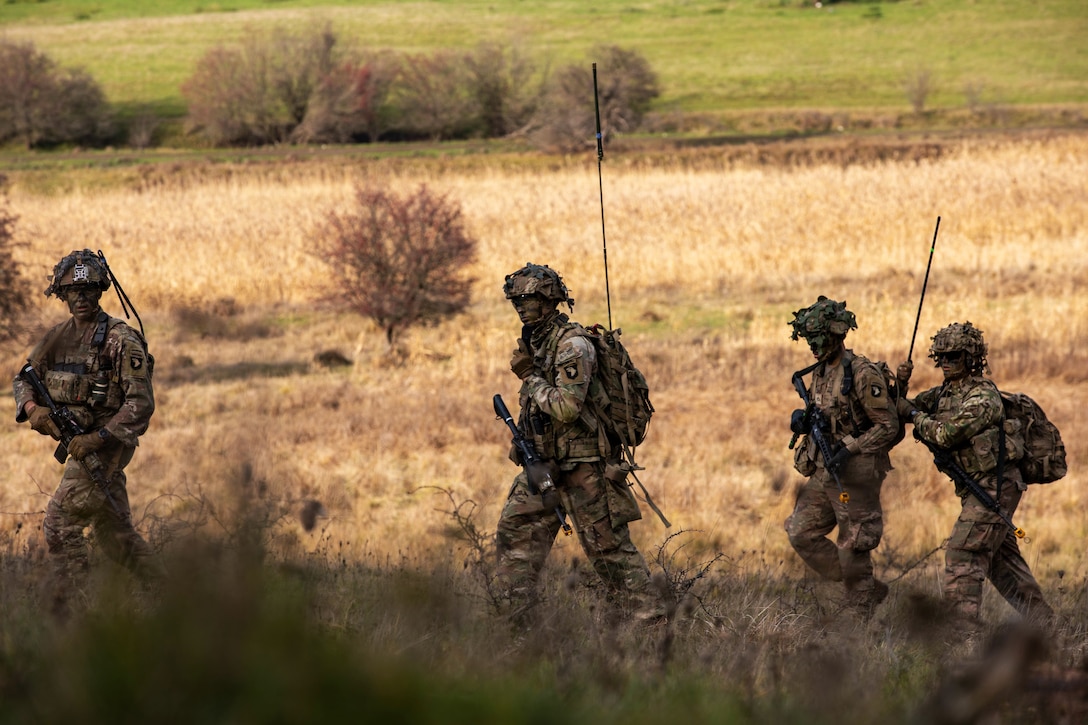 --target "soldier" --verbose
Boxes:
[786,296,900,616]
[896,322,1052,626]
[495,263,662,624]
[13,249,158,587]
